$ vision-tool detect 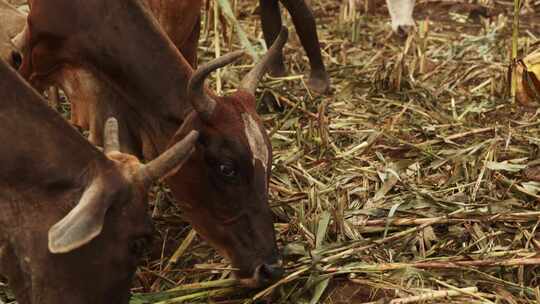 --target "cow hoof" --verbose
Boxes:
[395,24,416,39]
[307,71,331,94]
